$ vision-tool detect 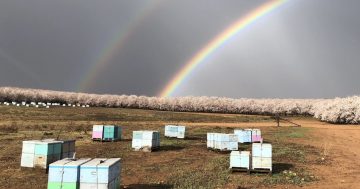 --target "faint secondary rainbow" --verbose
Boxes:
[160,0,287,97]
[78,0,164,92]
